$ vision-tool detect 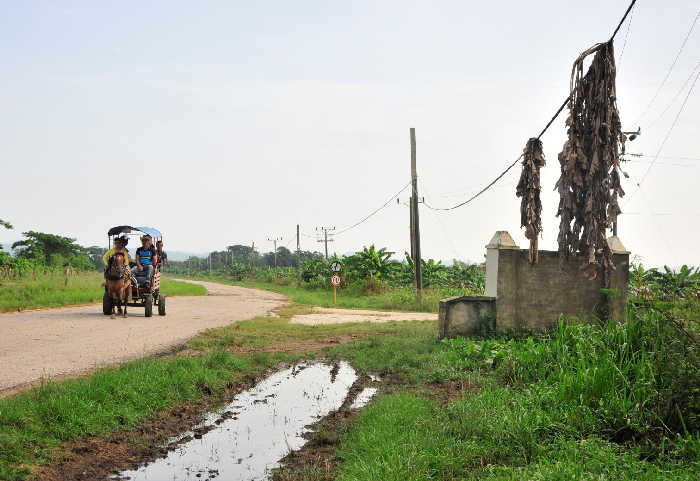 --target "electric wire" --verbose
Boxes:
[632,8,700,126]
[334,182,411,235]
[617,1,636,68]
[626,67,700,203]
[423,0,637,212]
[646,59,700,130]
